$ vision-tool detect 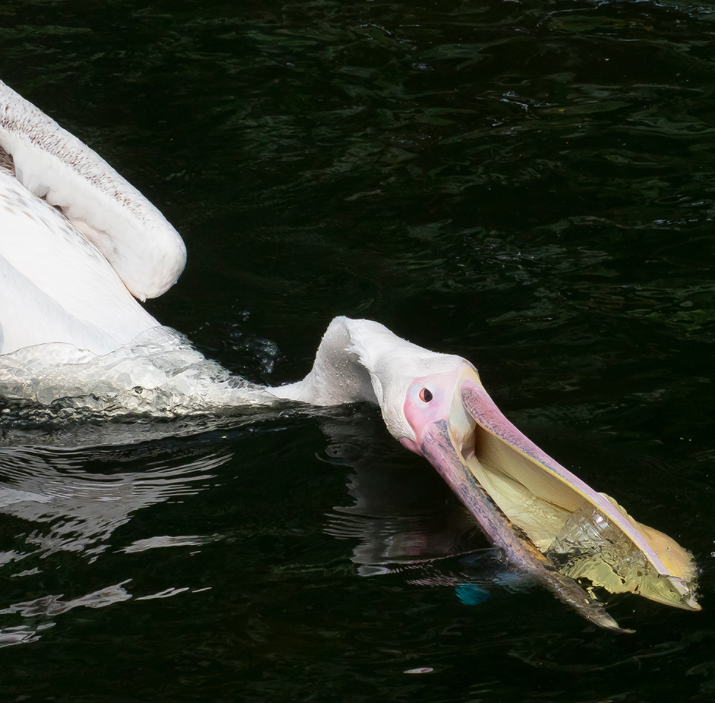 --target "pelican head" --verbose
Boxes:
[272,317,699,629]
[397,364,479,456]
